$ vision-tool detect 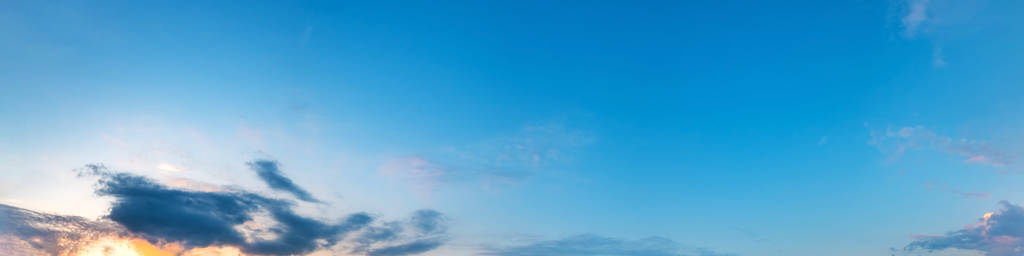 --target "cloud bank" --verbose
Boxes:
[481,234,734,256]
[906,201,1024,256]
[82,164,367,255]
[1,160,448,256]
[0,203,124,255]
